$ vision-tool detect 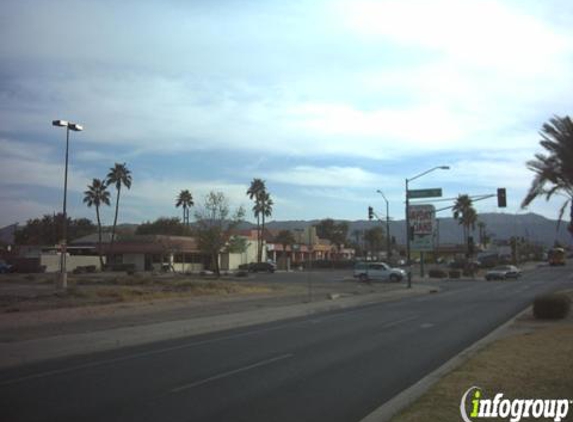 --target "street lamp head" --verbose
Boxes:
[52,120,69,127]
[439,166,450,170]
[68,123,83,132]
